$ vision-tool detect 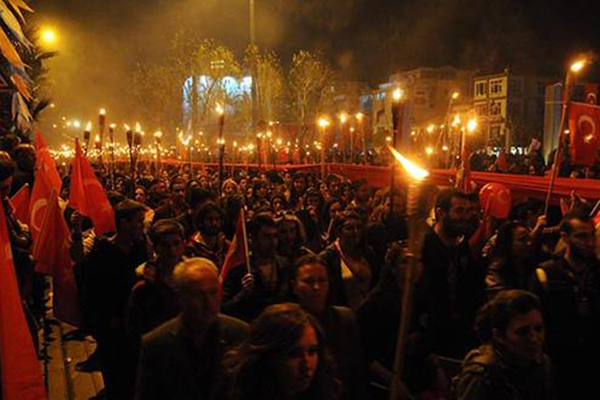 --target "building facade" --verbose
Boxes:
[473,69,549,151]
